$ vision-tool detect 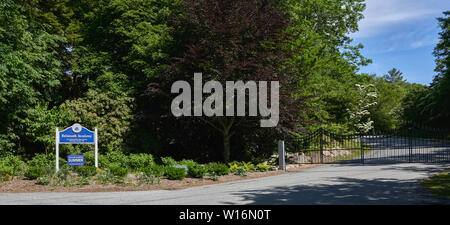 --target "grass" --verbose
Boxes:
[333,149,371,162]
[421,170,450,199]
